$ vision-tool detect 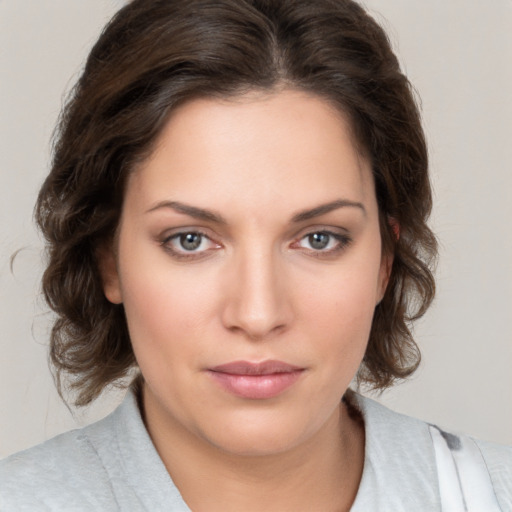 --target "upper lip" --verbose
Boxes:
[209,360,304,375]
